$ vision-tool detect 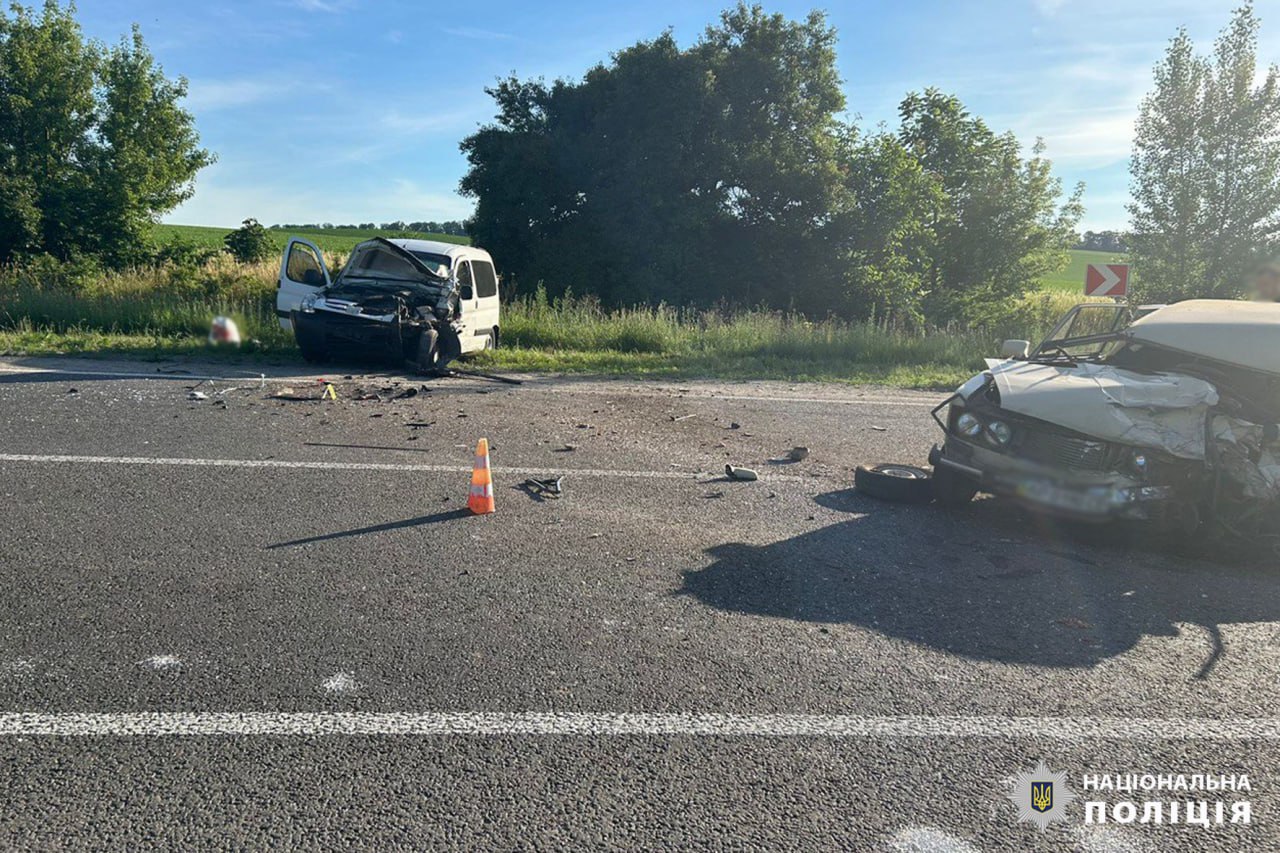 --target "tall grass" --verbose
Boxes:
[0,258,1102,387]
